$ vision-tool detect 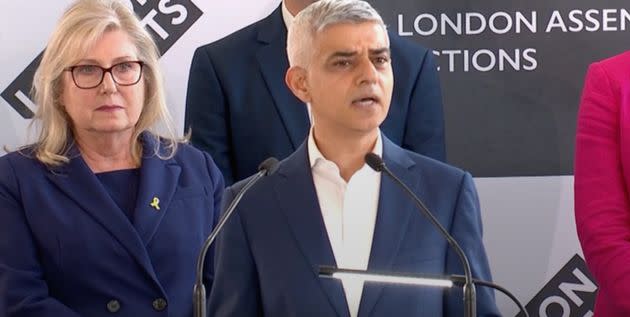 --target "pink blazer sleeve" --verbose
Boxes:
[575,54,630,315]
